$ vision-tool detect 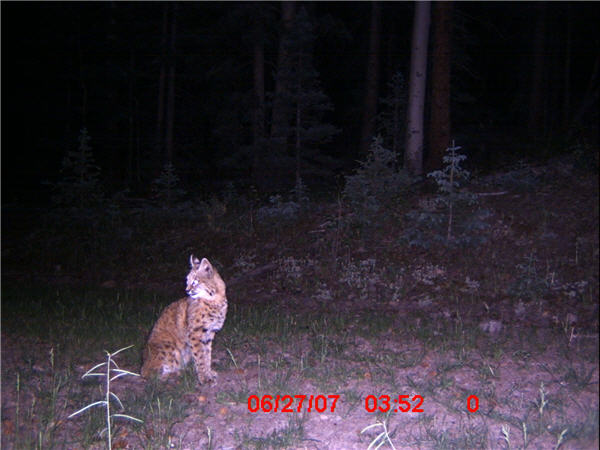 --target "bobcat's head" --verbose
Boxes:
[186,255,226,301]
